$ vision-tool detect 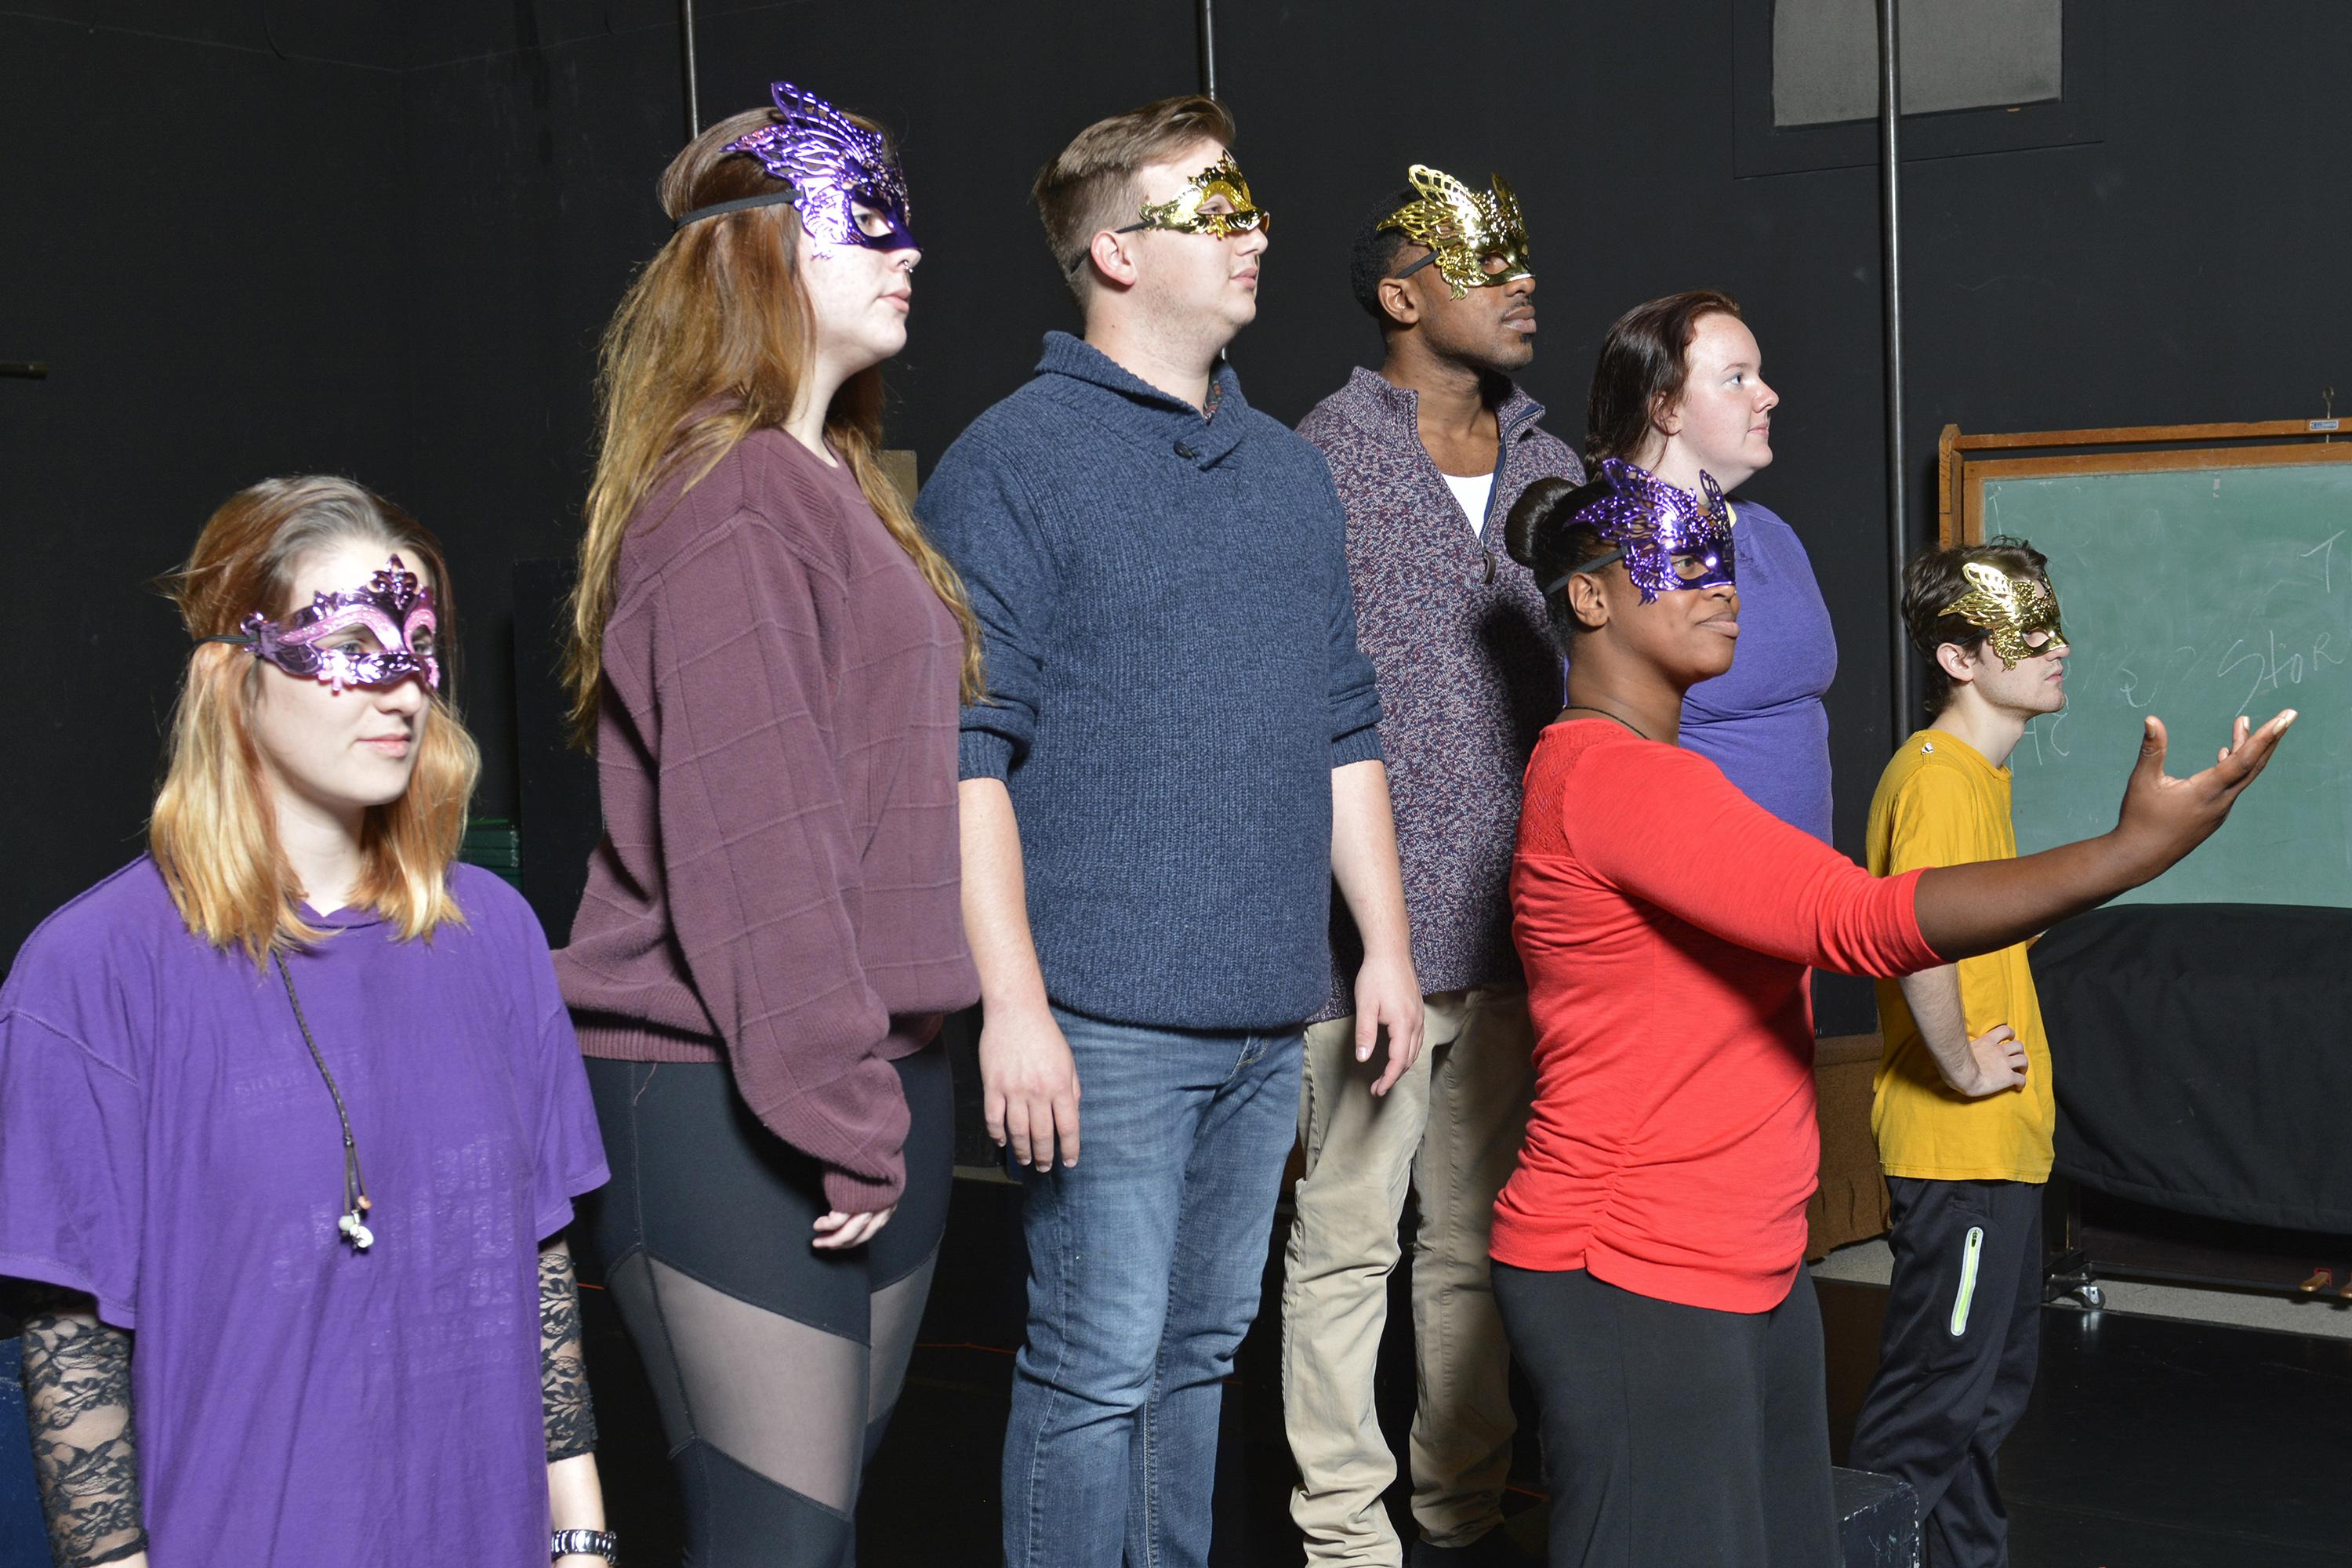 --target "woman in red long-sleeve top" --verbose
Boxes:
[1492,461,2292,1567]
